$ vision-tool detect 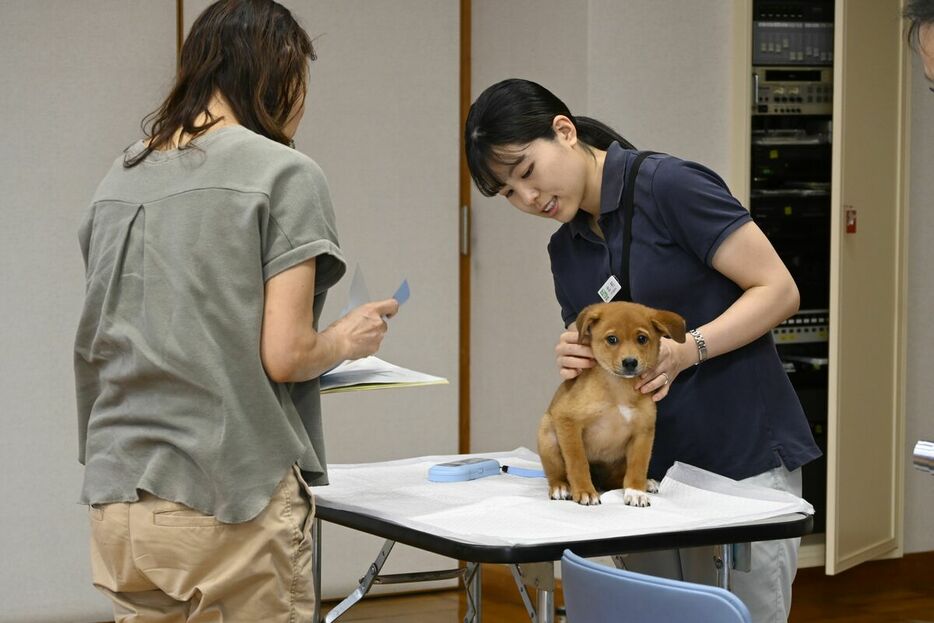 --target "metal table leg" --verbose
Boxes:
[324,540,395,622]
[715,543,733,590]
[715,542,752,591]
[537,586,554,623]
[732,542,752,573]
[314,533,469,623]
[510,562,555,623]
[463,561,482,623]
